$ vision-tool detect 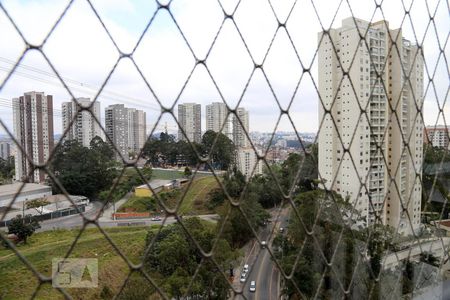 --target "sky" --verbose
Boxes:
[0,0,448,137]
